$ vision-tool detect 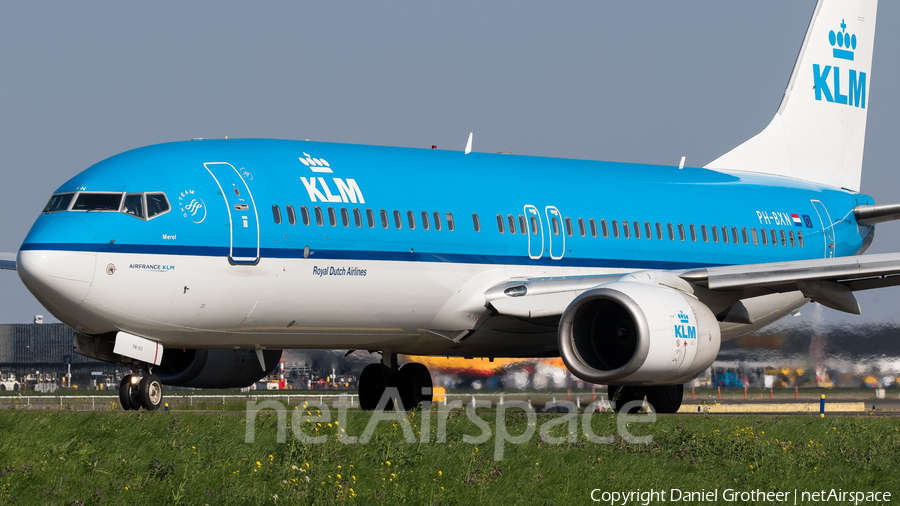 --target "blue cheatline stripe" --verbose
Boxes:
[19,242,729,270]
